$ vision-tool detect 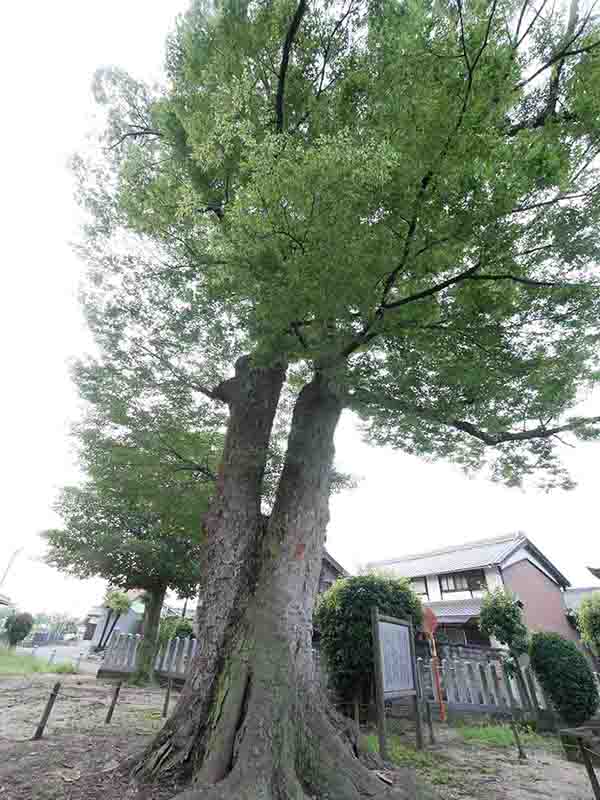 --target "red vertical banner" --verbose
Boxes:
[423,608,445,722]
